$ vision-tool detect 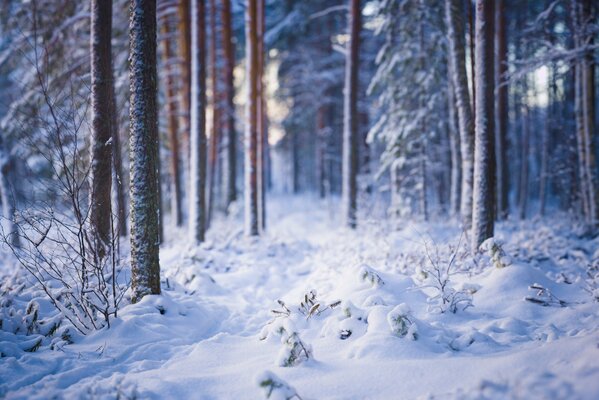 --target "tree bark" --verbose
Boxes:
[341,0,361,229]
[245,0,259,236]
[110,73,127,238]
[494,0,508,220]
[518,104,529,220]
[189,0,207,243]
[445,0,475,228]
[207,0,220,227]
[221,0,237,212]
[129,0,161,301]
[0,137,19,248]
[471,0,495,250]
[90,0,114,259]
[178,0,192,159]
[159,19,183,227]
[447,65,462,217]
[257,0,267,231]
